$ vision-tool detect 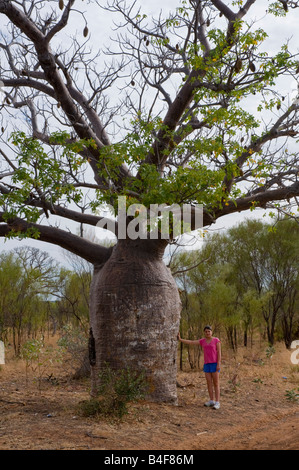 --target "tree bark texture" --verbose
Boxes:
[89,239,181,403]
